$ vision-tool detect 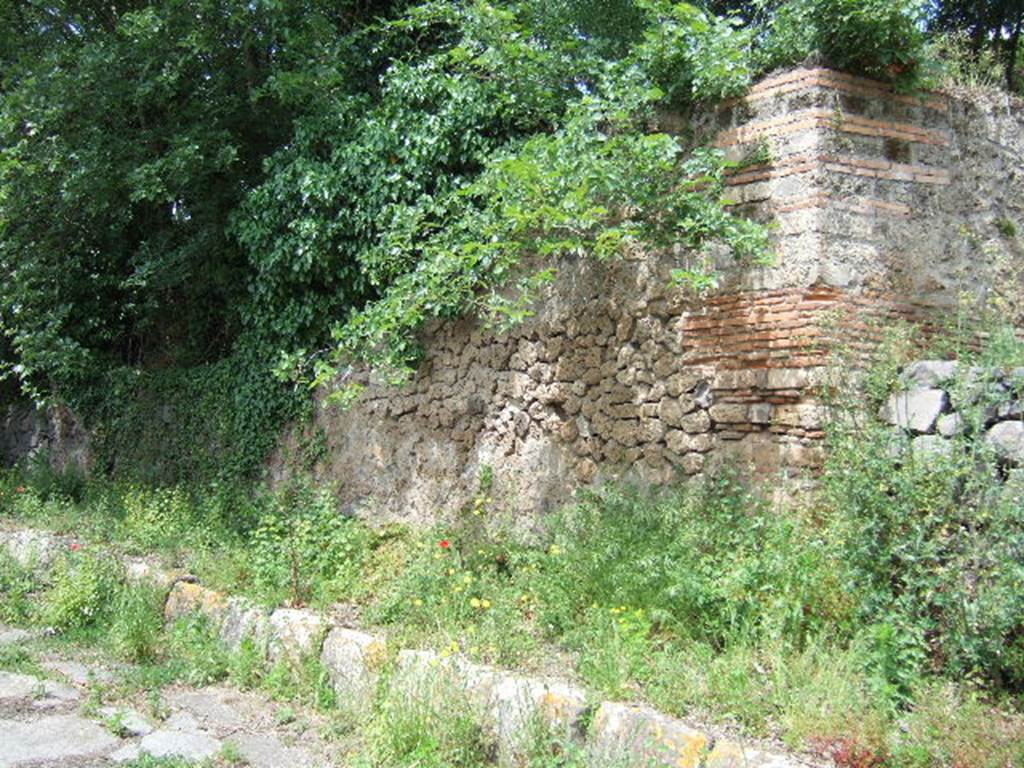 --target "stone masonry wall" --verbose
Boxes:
[281,70,1017,522]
